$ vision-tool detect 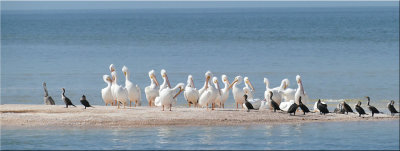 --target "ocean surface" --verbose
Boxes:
[1,6,399,107]
[2,121,399,150]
